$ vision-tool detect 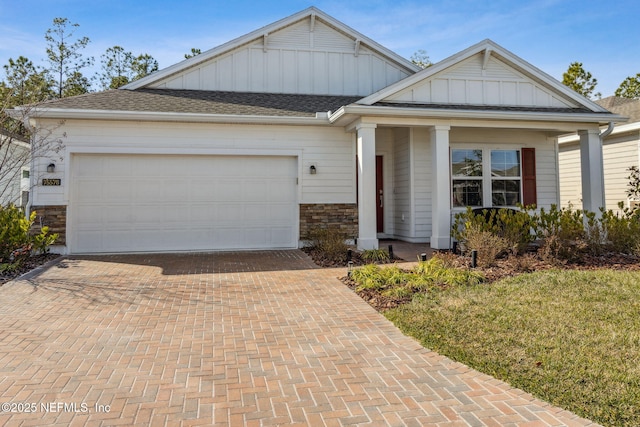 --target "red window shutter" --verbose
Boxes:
[521,148,537,206]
